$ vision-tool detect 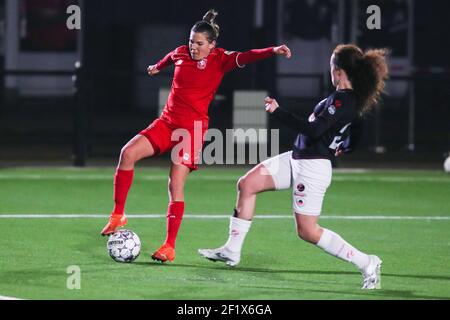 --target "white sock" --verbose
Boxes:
[224,217,252,253]
[317,228,370,270]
